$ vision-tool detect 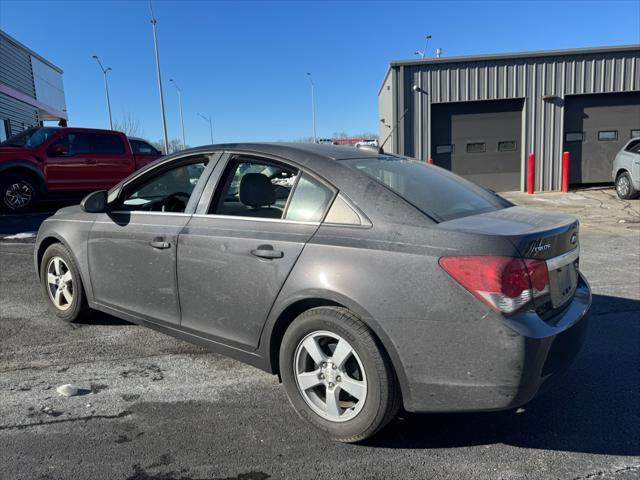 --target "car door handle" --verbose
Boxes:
[149,237,171,249]
[251,245,284,259]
